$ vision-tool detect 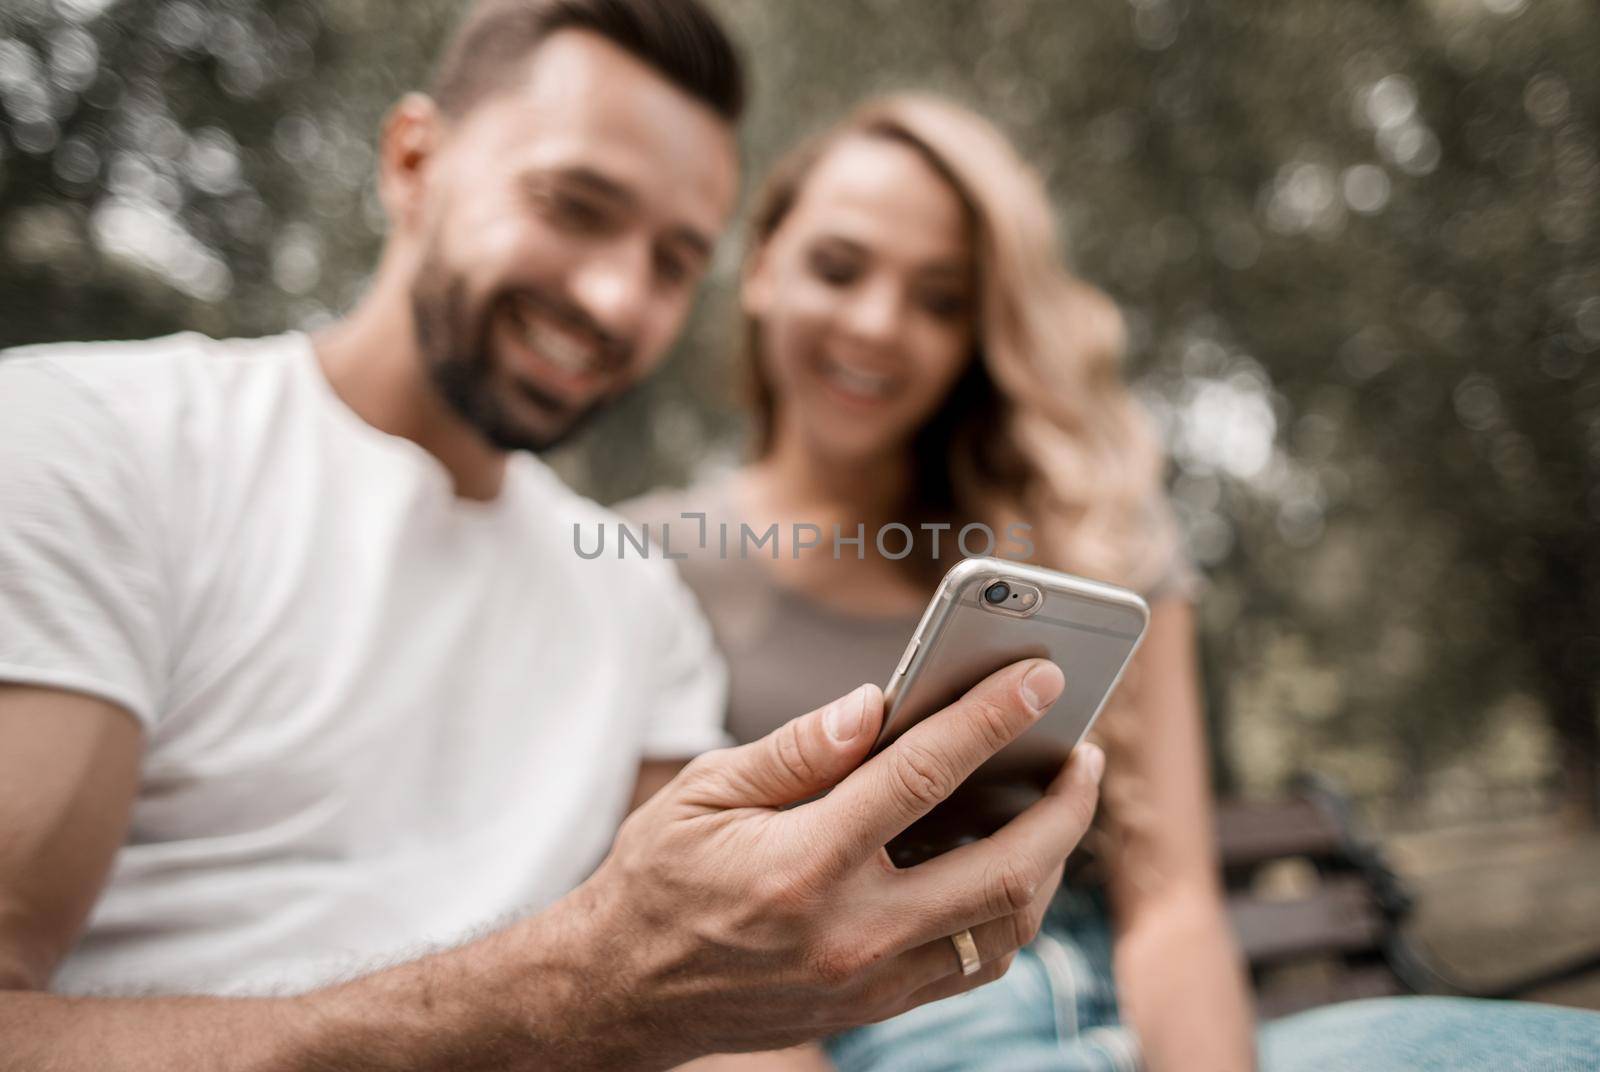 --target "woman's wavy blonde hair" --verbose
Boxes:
[743,93,1176,594]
